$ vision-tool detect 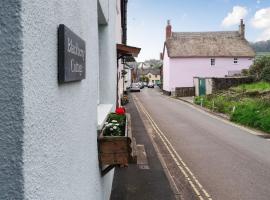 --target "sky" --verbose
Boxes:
[127,0,270,62]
